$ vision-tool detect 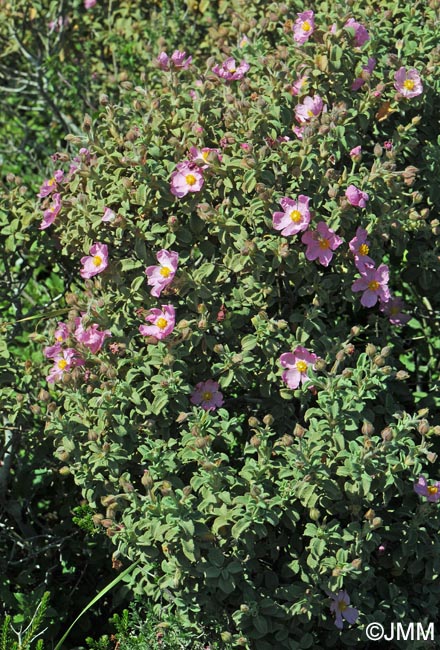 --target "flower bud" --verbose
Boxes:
[294,423,306,438]
[362,420,374,436]
[250,435,261,447]
[263,414,274,426]
[371,517,382,528]
[314,358,326,371]
[351,326,360,336]
[141,470,154,489]
[59,466,71,476]
[381,427,393,441]
[309,508,320,521]
[418,419,430,435]
[366,343,377,356]
[351,558,362,570]
[427,451,437,463]
[248,416,260,427]
[364,509,375,521]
